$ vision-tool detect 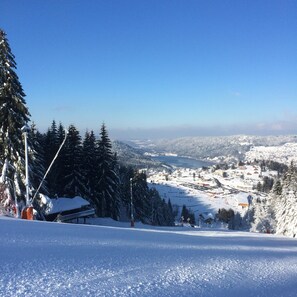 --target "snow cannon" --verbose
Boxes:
[21,206,34,220]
